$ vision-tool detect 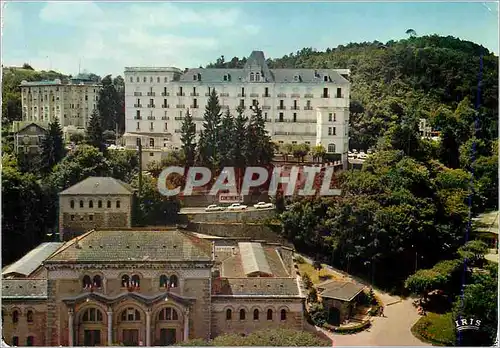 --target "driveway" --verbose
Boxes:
[298,254,429,346]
